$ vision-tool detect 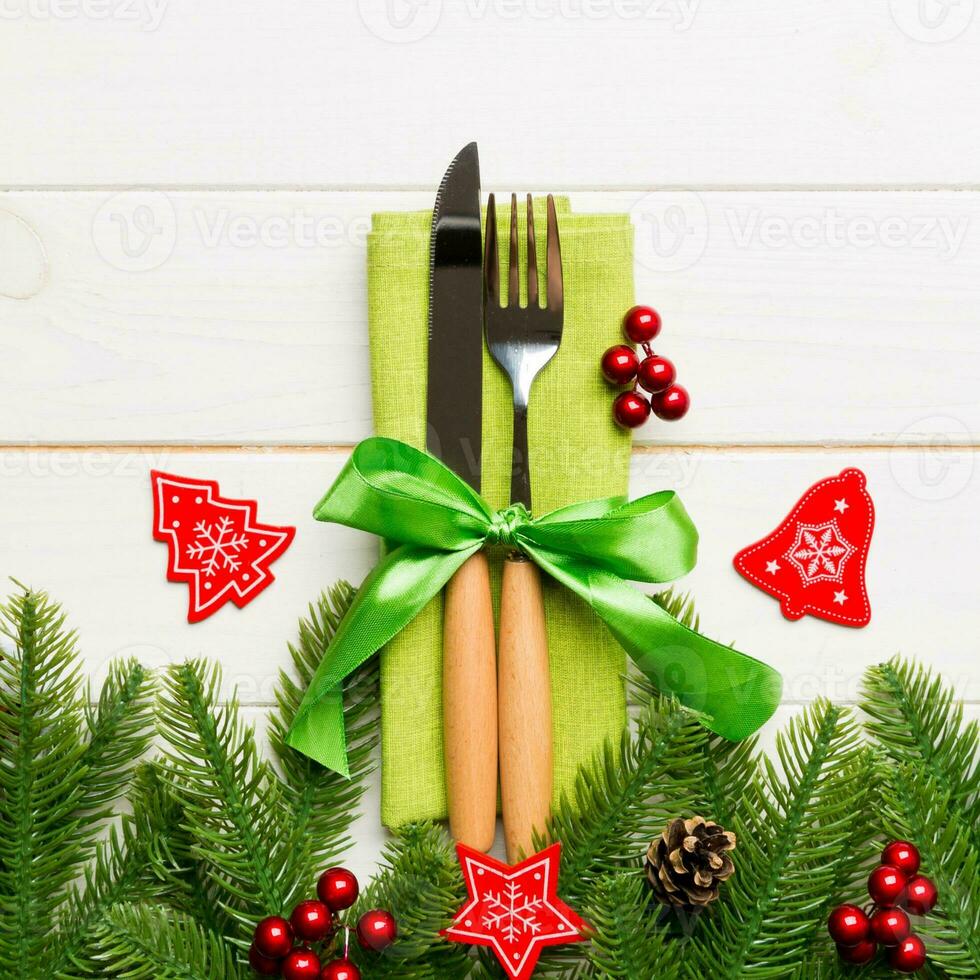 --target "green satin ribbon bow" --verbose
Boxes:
[287,437,782,775]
